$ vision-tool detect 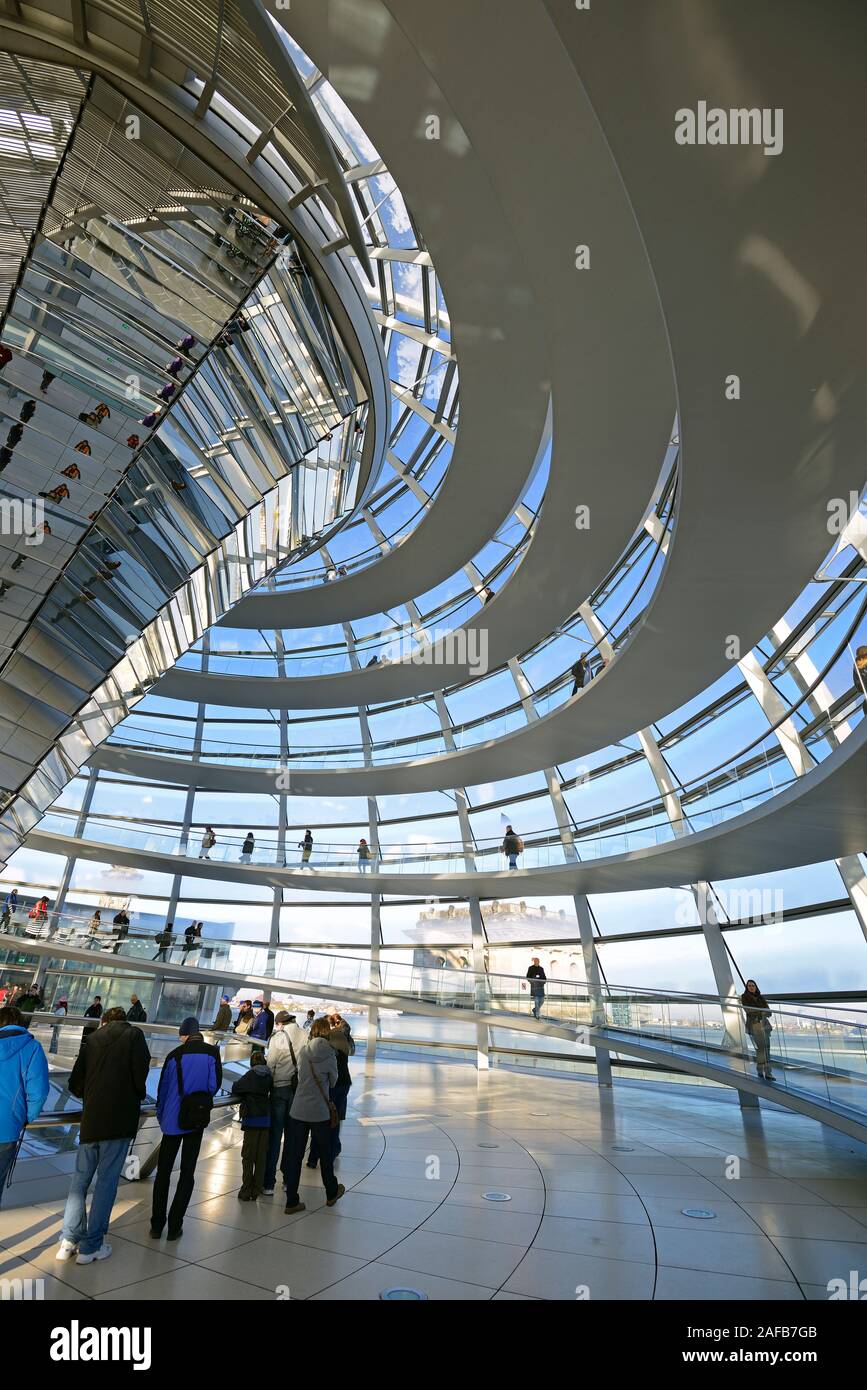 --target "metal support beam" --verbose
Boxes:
[432,686,489,1066]
[574,893,613,1087]
[739,651,813,777]
[70,0,88,47]
[342,616,384,1068]
[766,618,867,946]
[508,657,577,859]
[692,881,758,1108]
